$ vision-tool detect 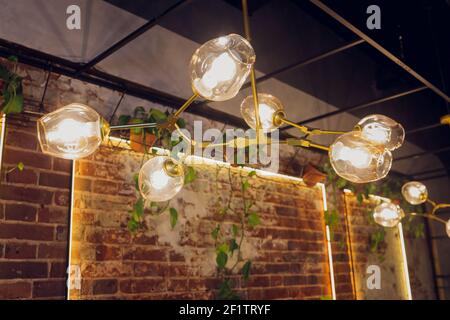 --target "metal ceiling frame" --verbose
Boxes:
[0,0,447,167]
